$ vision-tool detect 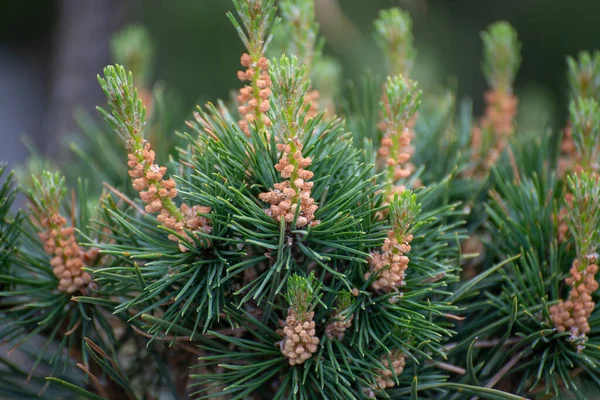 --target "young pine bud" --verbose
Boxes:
[366,191,420,293]
[111,25,154,90]
[569,97,600,171]
[374,8,416,78]
[28,171,92,294]
[272,0,319,79]
[258,138,319,228]
[559,52,600,177]
[270,0,324,122]
[567,172,600,256]
[268,55,311,139]
[98,65,212,252]
[481,21,521,94]
[325,291,354,341]
[379,76,422,200]
[550,172,600,339]
[567,51,600,102]
[470,22,521,173]
[111,25,155,116]
[389,190,421,238]
[375,349,406,390]
[229,0,277,135]
[229,0,277,58]
[557,101,600,241]
[258,56,319,227]
[280,273,320,365]
[382,75,421,131]
[97,64,146,143]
